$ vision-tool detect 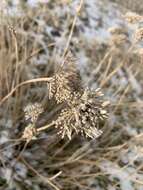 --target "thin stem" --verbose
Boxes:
[21,157,60,190]
[61,0,84,65]
[37,122,55,132]
[0,77,52,106]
